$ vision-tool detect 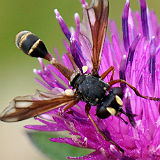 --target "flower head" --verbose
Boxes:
[25,0,160,159]
[1,0,160,159]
